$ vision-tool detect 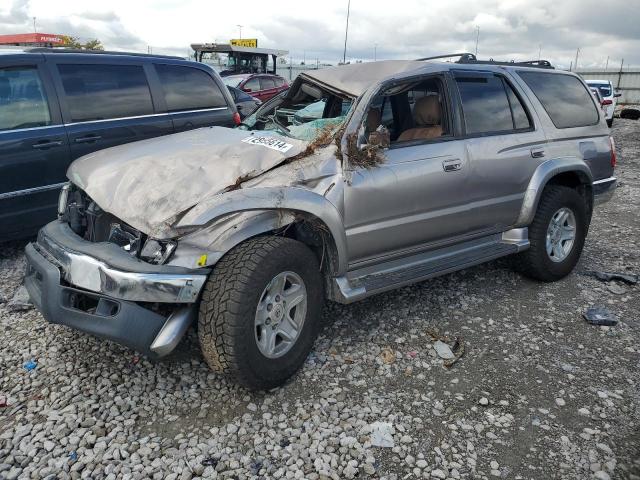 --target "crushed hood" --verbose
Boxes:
[67,127,308,238]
